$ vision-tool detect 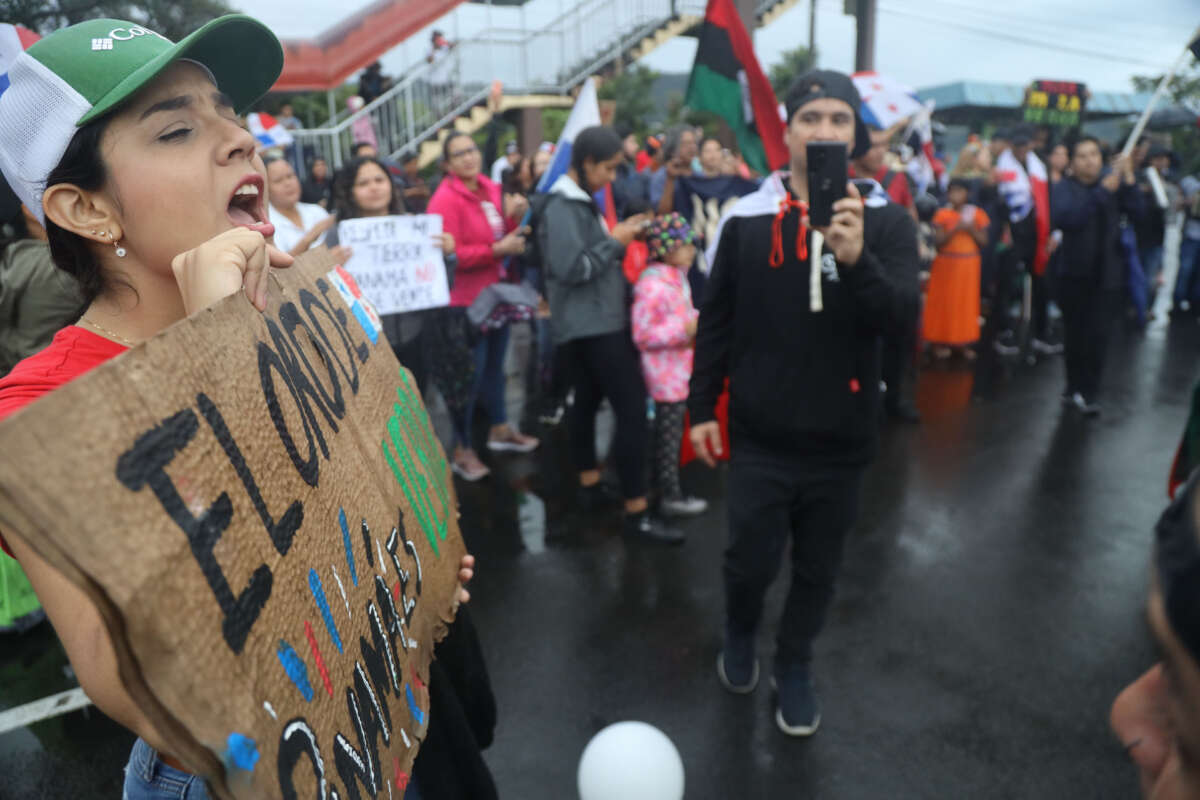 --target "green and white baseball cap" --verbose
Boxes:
[0,15,283,223]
